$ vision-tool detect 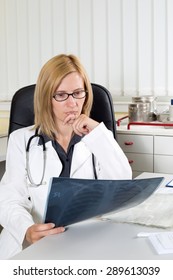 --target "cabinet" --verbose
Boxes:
[117,133,153,177]
[117,128,173,177]
[154,136,173,174]
[0,136,7,162]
